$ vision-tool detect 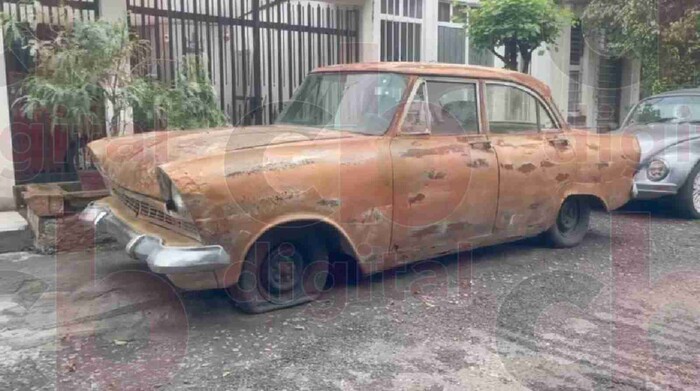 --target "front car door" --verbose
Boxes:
[484,82,572,238]
[389,77,499,265]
